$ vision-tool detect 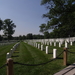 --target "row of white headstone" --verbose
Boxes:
[25,41,57,59]
[6,42,20,59]
[26,36,75,44]
[37,37,74,42]
[24,40,73,58]
[0,42,15,46]
[26,40,73,48]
